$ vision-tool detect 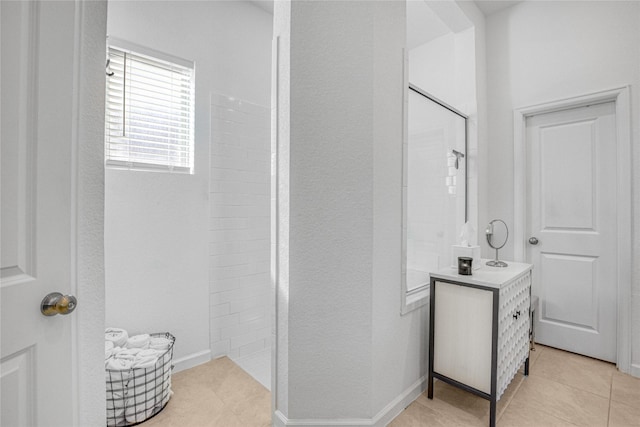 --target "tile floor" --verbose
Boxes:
[231,347,271,391]
[141,356,271,427]
[146,345,640,427]
[391,345,640,427]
